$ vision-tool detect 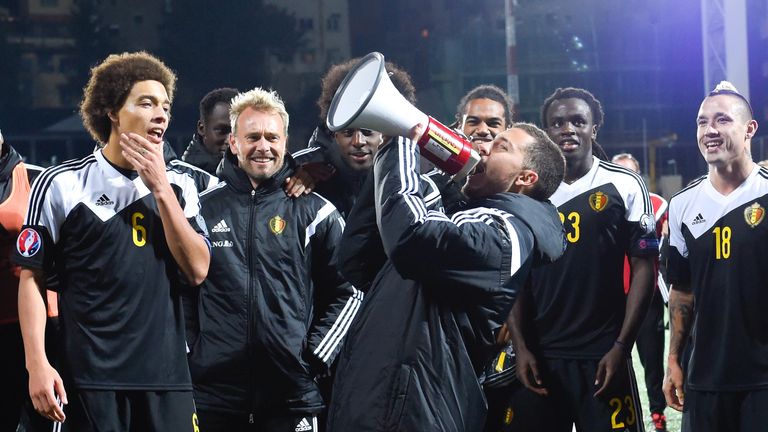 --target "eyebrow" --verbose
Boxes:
[466,115,503,121]
[697,111,731,121]
[138,94,170,105]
